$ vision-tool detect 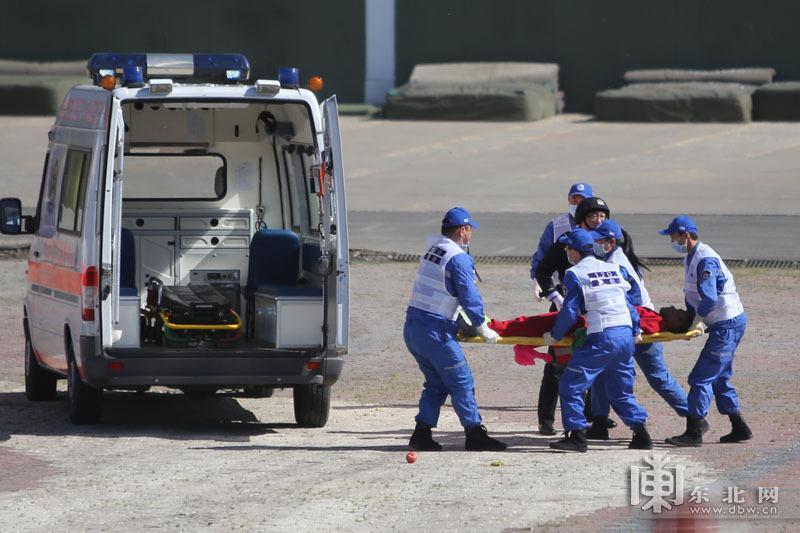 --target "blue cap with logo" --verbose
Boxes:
[568,182,593,198]
[558,228,595,252]
[442,206,480,229]
[590,219,624,241]
[659,215,698,236]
